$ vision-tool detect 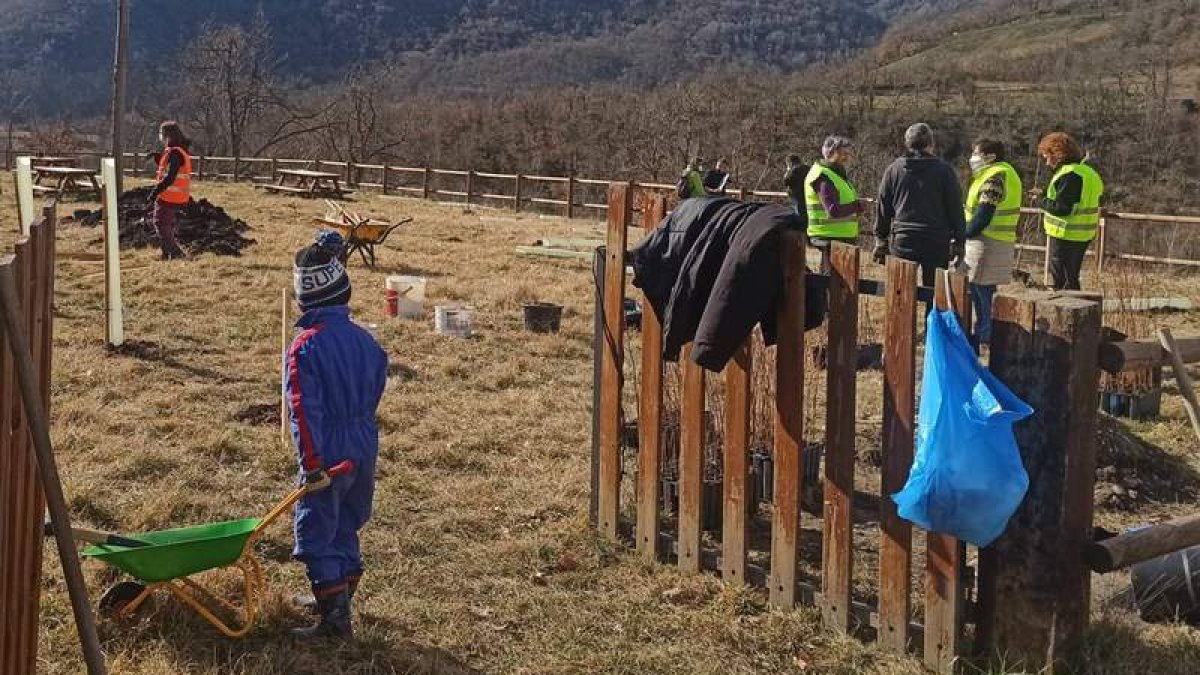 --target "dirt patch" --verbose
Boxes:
[233,403,281,427]
[80,186,256,256]
[105,339,165,359]
[1095,414,1200,511]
